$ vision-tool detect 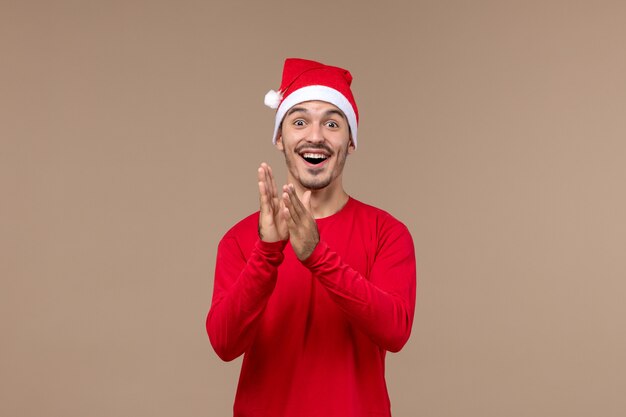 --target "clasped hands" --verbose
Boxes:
[257,163,319,261]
